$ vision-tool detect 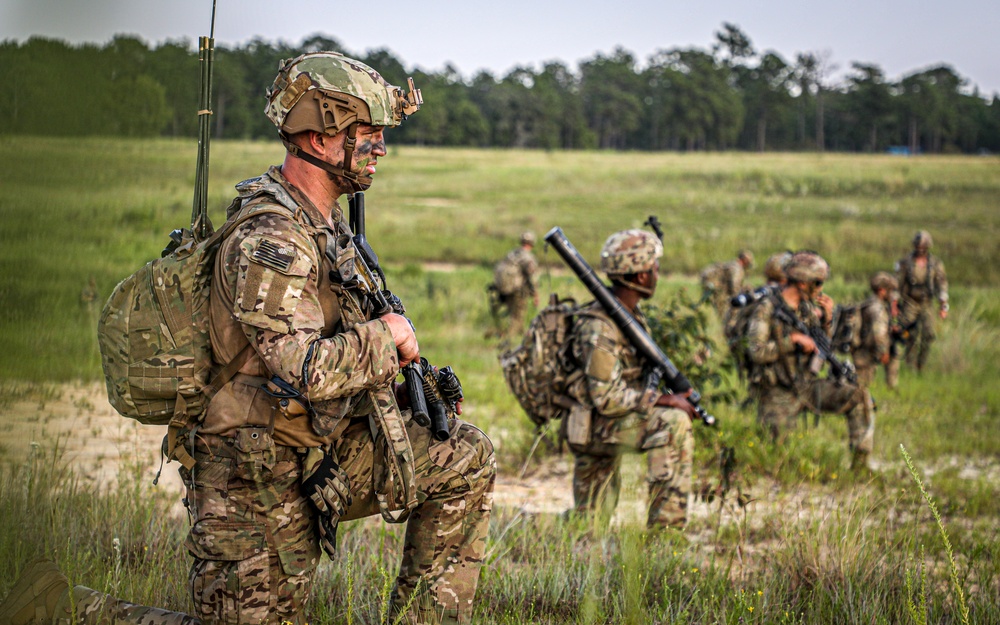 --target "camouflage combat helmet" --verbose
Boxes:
[738,249,755,268]
[913,230,933,251]
[600,229,663,276]
[785,251,829,284]
[764,252,791,282]
[870,271,898,293]
[265,51,422,191]
[520,231,536,246]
